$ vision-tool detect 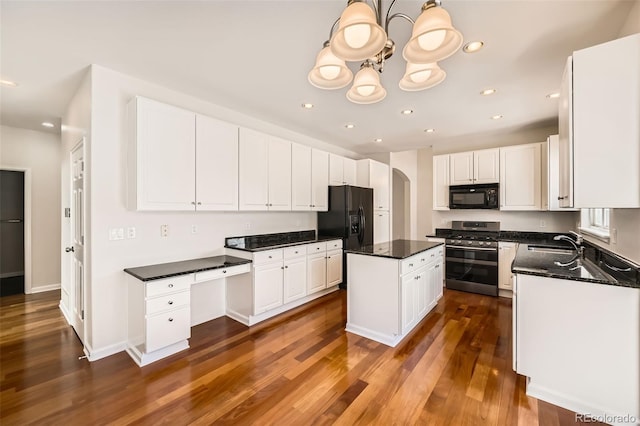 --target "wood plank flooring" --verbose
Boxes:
[0,289,602,425]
